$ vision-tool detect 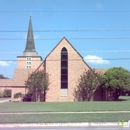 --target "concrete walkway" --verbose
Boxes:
[0,122,122,128]
[0,111,130,114]
[0,98,11,103]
